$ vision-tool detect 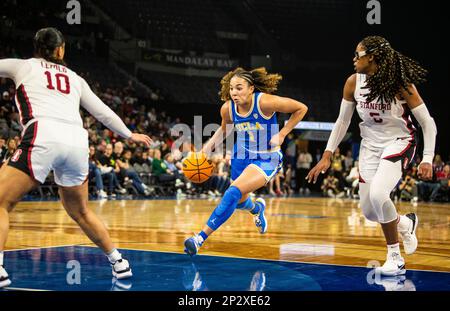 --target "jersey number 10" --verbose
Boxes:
[44,71,71,94]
